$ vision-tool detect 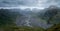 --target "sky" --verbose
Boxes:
[0,0,60,9]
